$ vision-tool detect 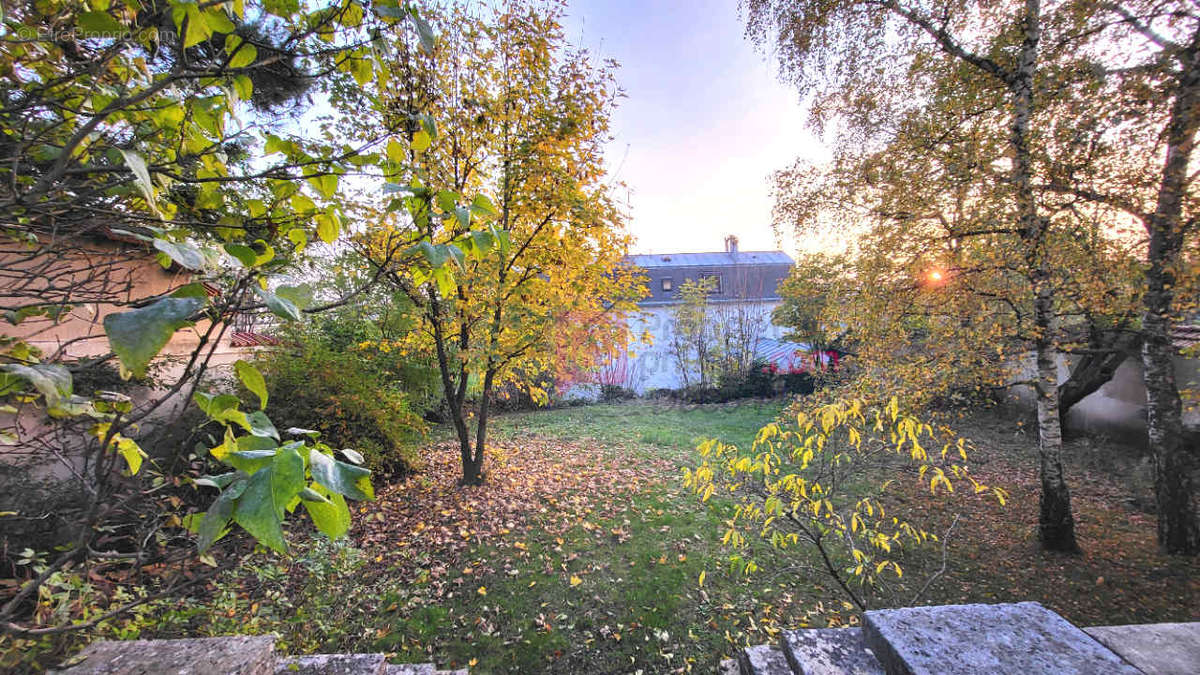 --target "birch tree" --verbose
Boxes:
[751,0,1199,554]
[748,0,1085,551]
[1042,1,1200,554]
